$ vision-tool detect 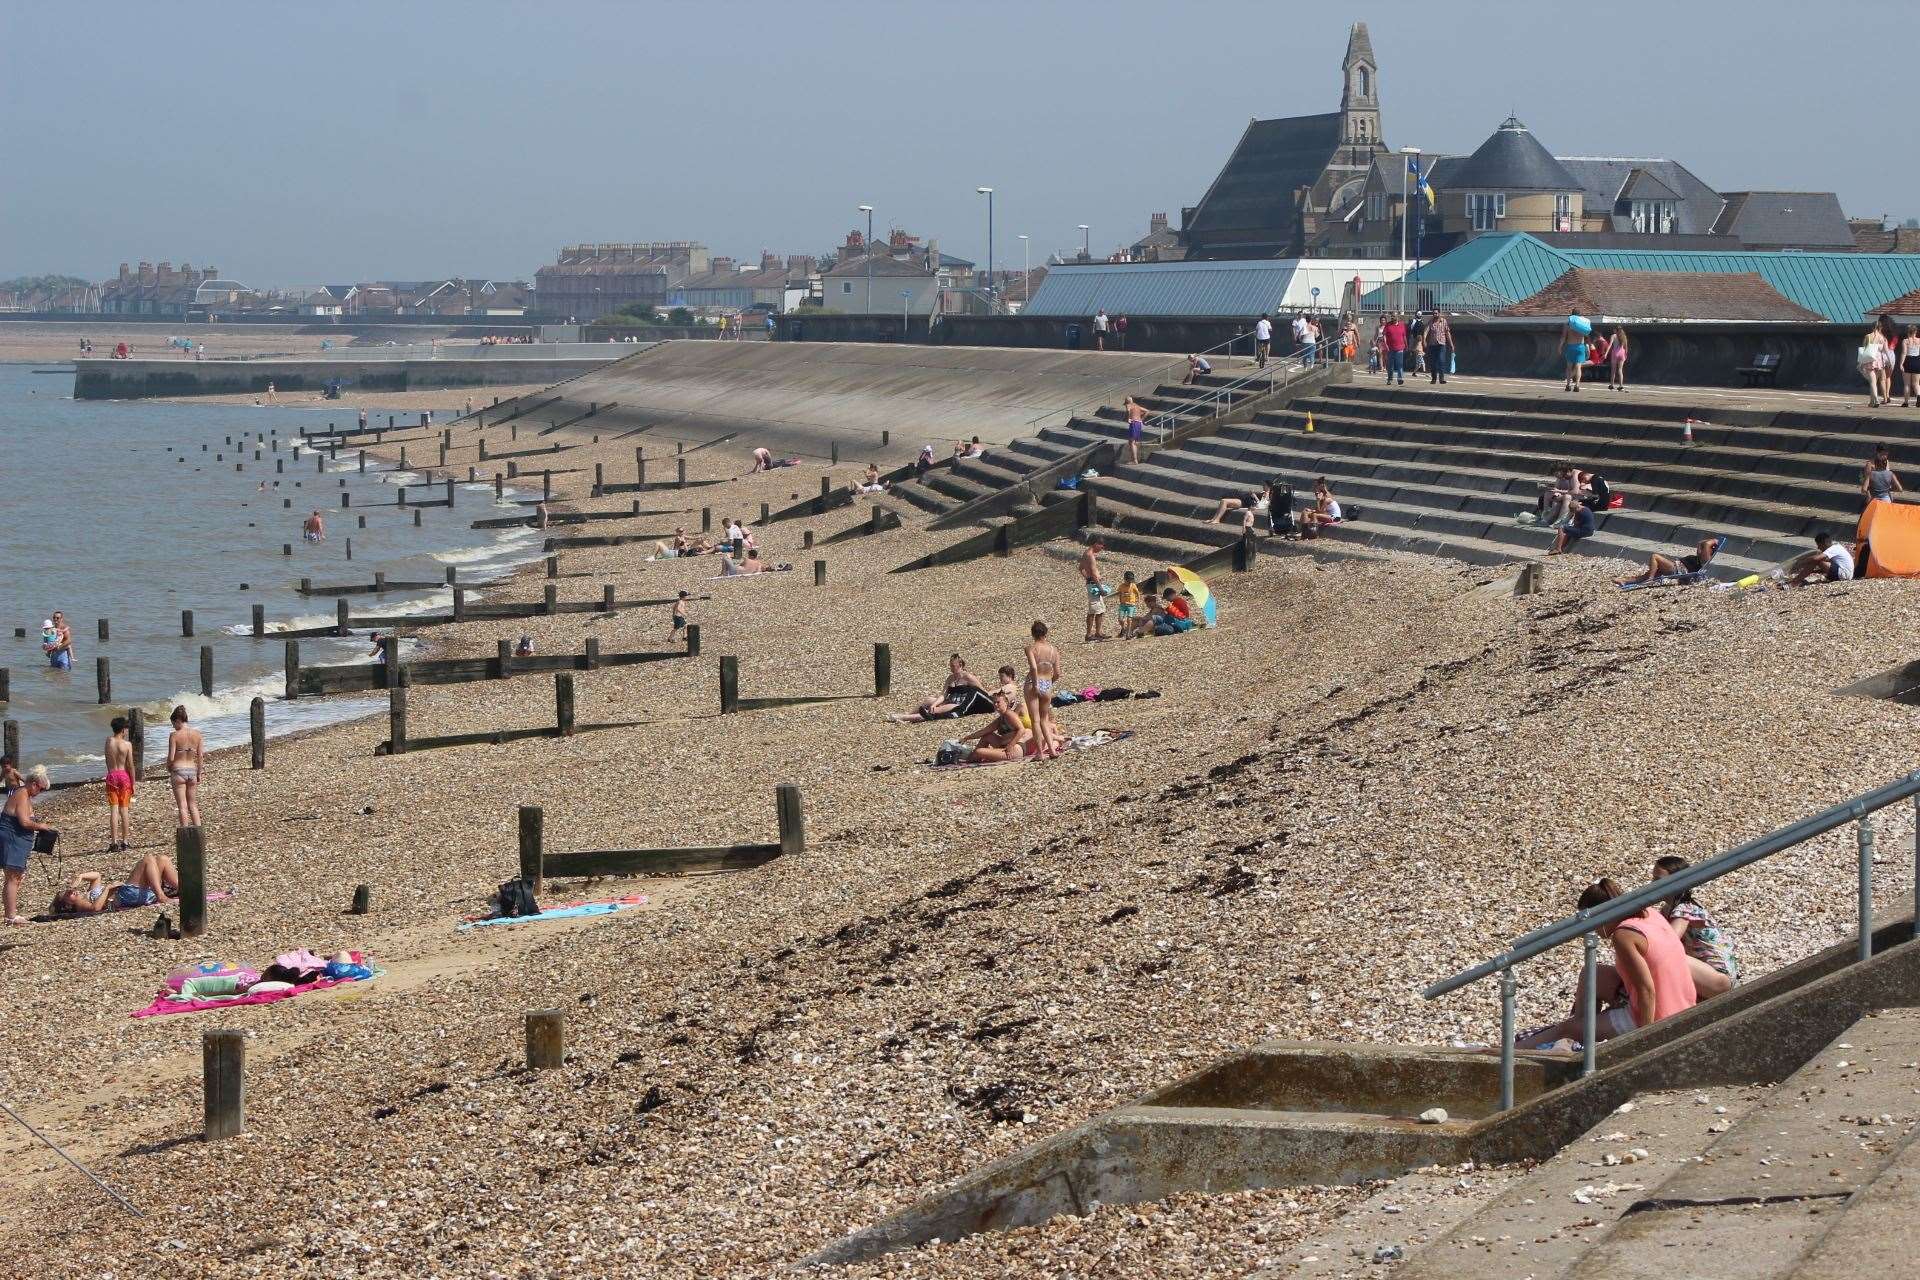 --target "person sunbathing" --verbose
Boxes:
[1617,536,1723,586]
[653,529,716,559]
[857,463,889,494]
[889,654,992,723]
[1208,481,1275,528]
[958,690,1032,763]
[54,853,178,914]
[720,549,768,576]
